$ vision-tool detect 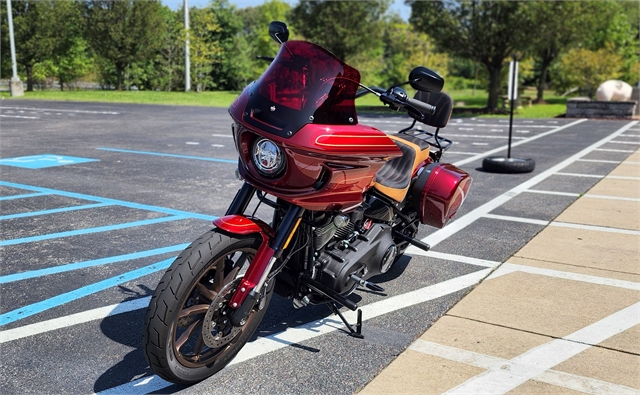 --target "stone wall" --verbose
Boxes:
[566,99,637,119]
[632,87,640,115]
